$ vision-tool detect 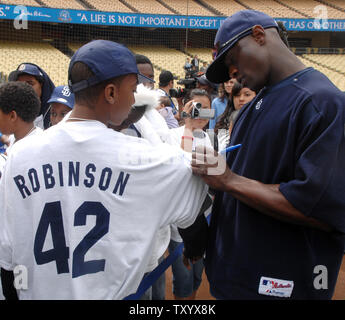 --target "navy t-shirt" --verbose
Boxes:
[205,68,345,299]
